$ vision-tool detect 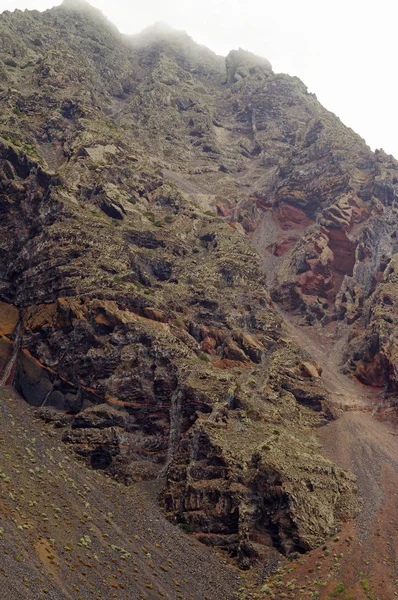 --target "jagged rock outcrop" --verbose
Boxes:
[225,48,272,83]
[5,0,397,563]
[164,401,357,567]
[0,129,351,558]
